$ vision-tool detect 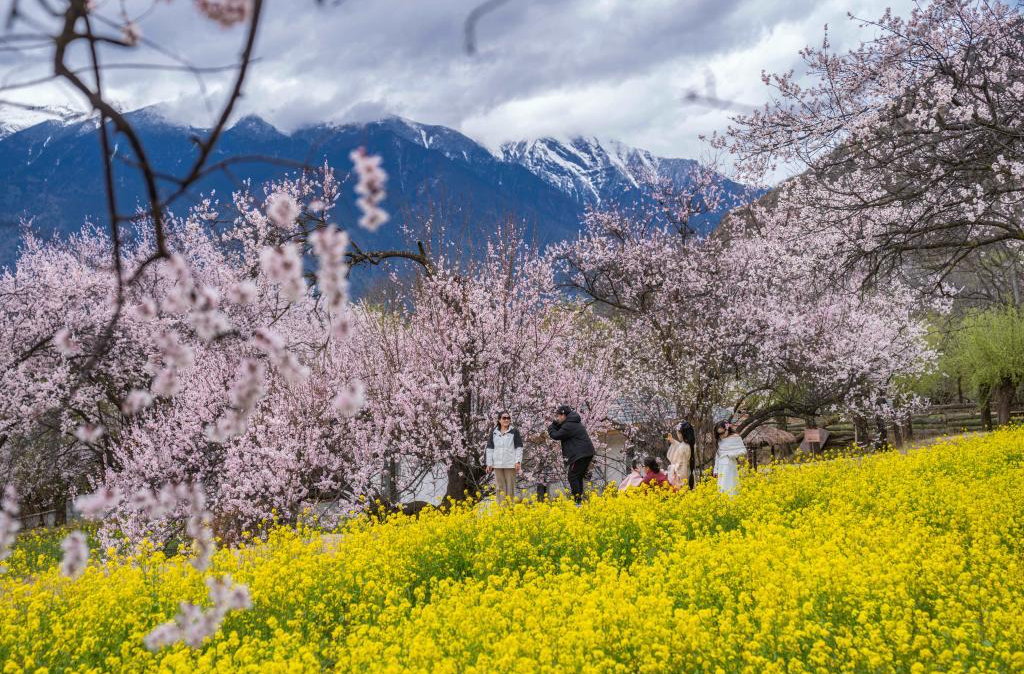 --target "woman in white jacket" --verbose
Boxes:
[713,421,746,496]
[485,411,524,505]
